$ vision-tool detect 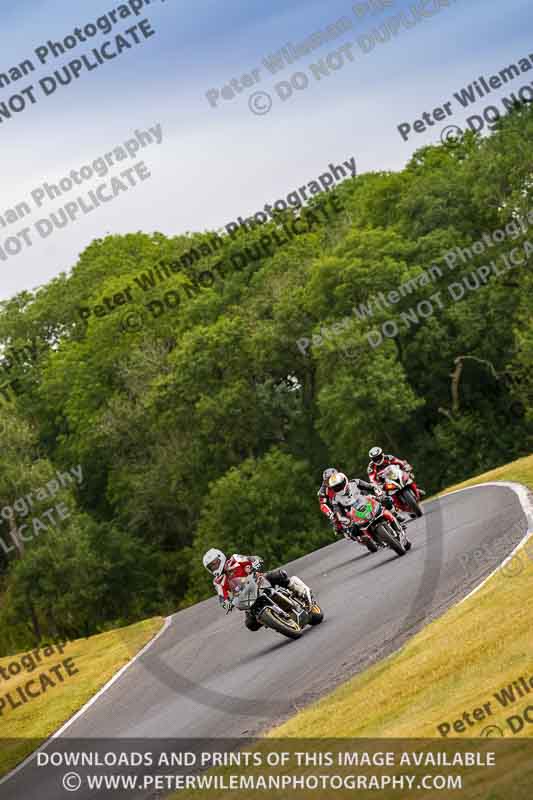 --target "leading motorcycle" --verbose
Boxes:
[228,573,324,640]
[376,464,423,518]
